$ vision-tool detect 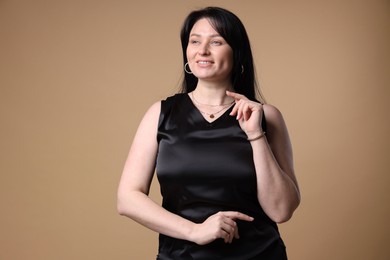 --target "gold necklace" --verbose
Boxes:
[196,105,232,119]
[191,92,235,107]
[191,92,234,119]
